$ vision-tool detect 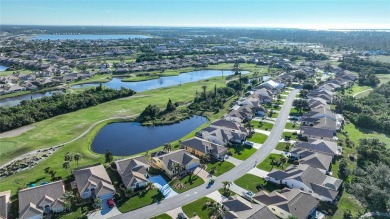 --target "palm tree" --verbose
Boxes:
[222,181,232,192]
[63,161,71,174]
[74,153,82,166]
[202,85,207,99]
[207,202,225,219]
[163,143,172,152]
[64,152,73,162]
[93,197,102,209]
[244,121,254,134]
[61,191,74,210]
[172,163,181,176]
